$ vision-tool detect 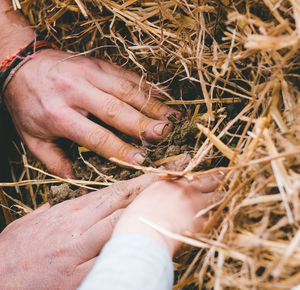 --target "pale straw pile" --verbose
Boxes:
[5,0,300,288]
